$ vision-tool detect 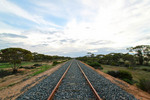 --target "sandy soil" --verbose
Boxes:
[0,69,34,88]
[0,63,64,100]
[81,61,150,100]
